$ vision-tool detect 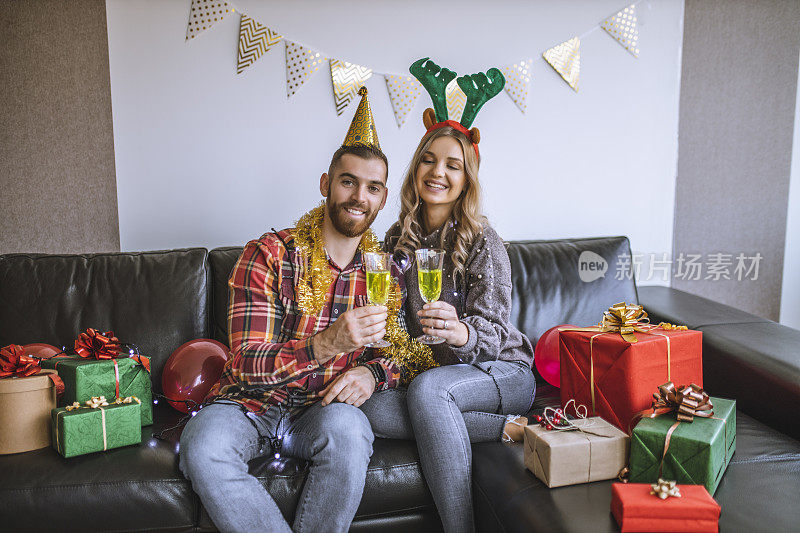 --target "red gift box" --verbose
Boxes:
[611,482,720,532]
[559,327,702,432]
